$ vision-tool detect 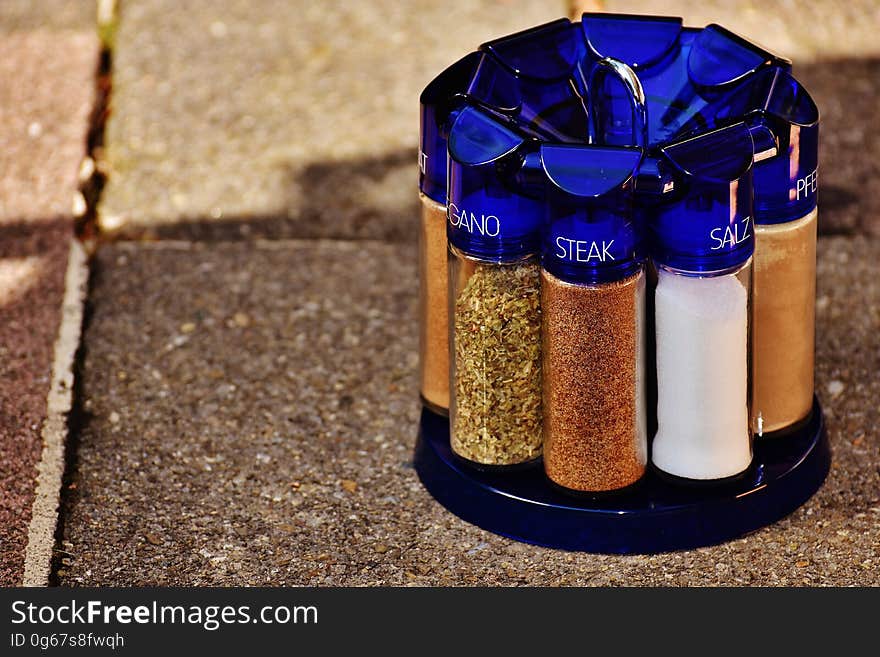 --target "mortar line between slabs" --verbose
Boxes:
[21,239,89,587]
